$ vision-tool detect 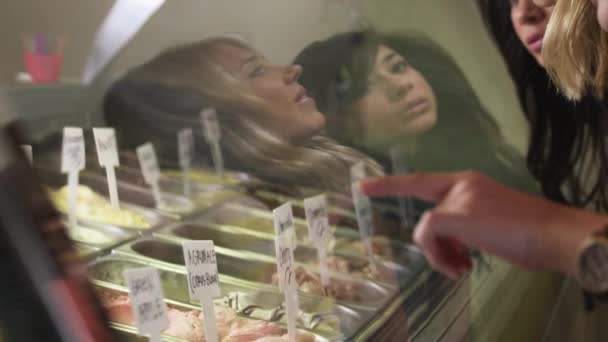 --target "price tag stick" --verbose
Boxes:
[273,203,299,342]
[390,145,415,230]
[150,179,163,209]
[178,128,194,197]
[350,162,378,273]
[285,285,298,342]
[182,167,191,197]
[200,109,223,177]
[67,170,79,229]
[137,143,163,209]
[182,240,220,342]
[201,295,218,342]
[210,142,224,177]
[62,127,85,229]
[105,165,119,210]
[94,128,121,210]
[318,244,330,287]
